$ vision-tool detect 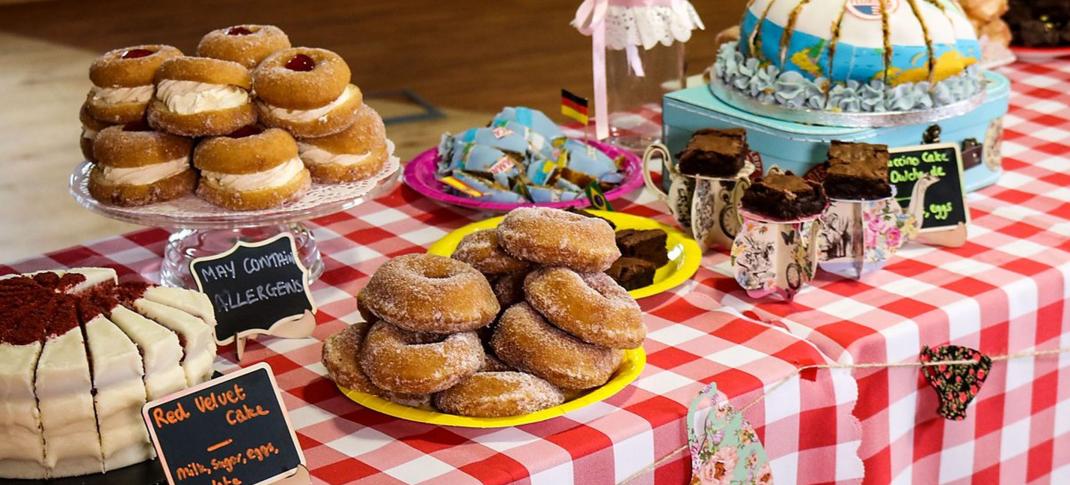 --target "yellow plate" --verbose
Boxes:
[337,347,646,428]
[427,210,702,299]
